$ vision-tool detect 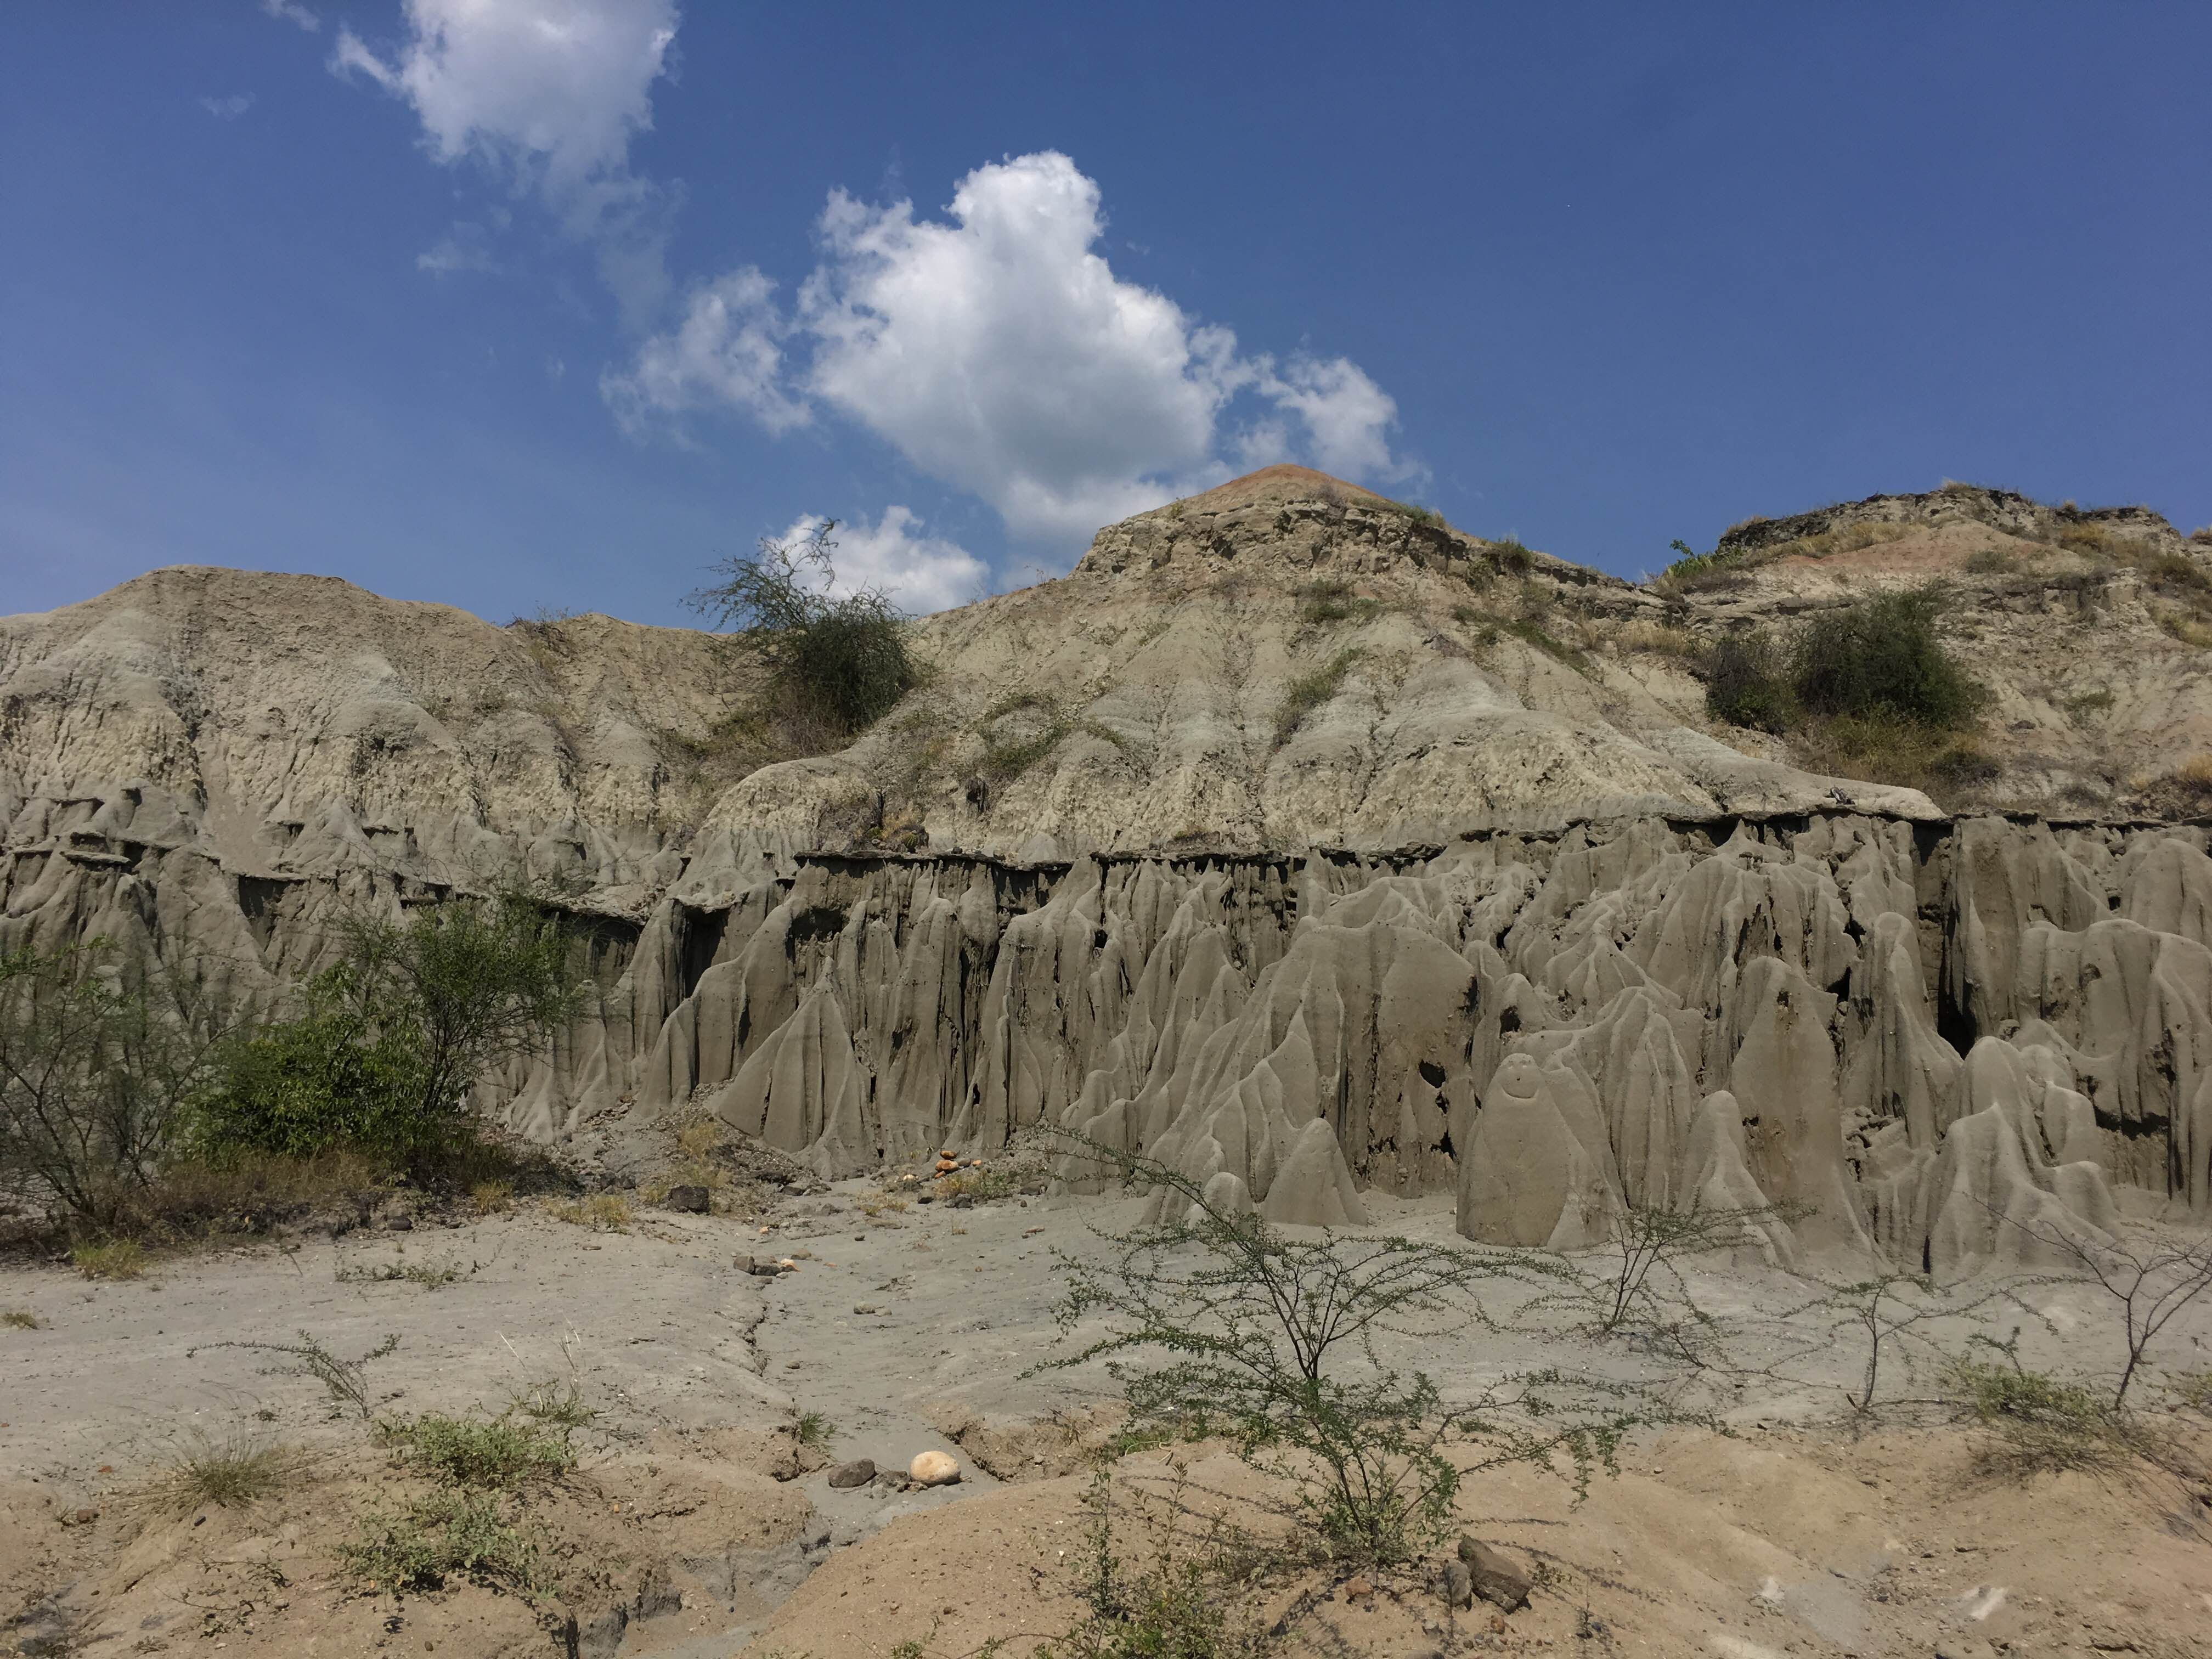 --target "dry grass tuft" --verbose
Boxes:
[470,1178,514,1215]
[158,1433,294,1511]
[72,1238,148,1280]
[3,1309,43,1330]
[551,1194,631,1232]
[1611,620,1702,659]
